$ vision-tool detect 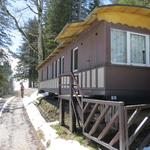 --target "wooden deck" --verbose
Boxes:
[58,95,83,101]
[58,73,150,150]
